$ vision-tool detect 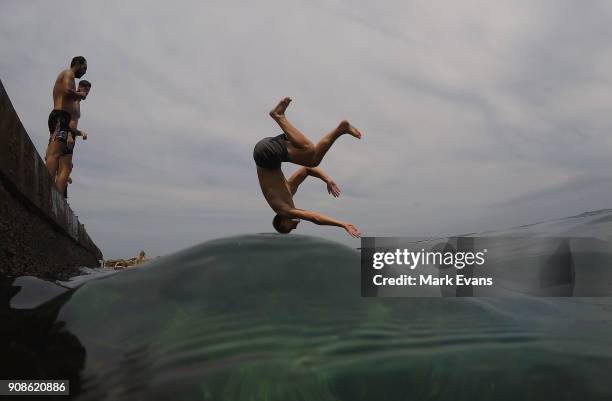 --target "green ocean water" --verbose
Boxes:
[3,211,612,400]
